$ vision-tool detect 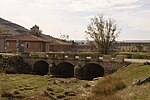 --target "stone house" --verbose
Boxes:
[49,39,74,52]
[0,33,12,52]
[5,34,50,52]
